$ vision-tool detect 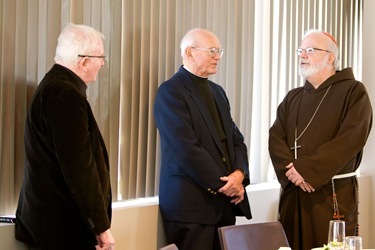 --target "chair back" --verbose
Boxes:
[218,221,289,250]
[159,243,179,250]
